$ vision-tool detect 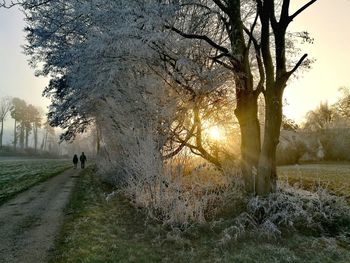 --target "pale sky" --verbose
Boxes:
[0,7,49,110]
[285,0,350,121]
[0,1,350,123]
